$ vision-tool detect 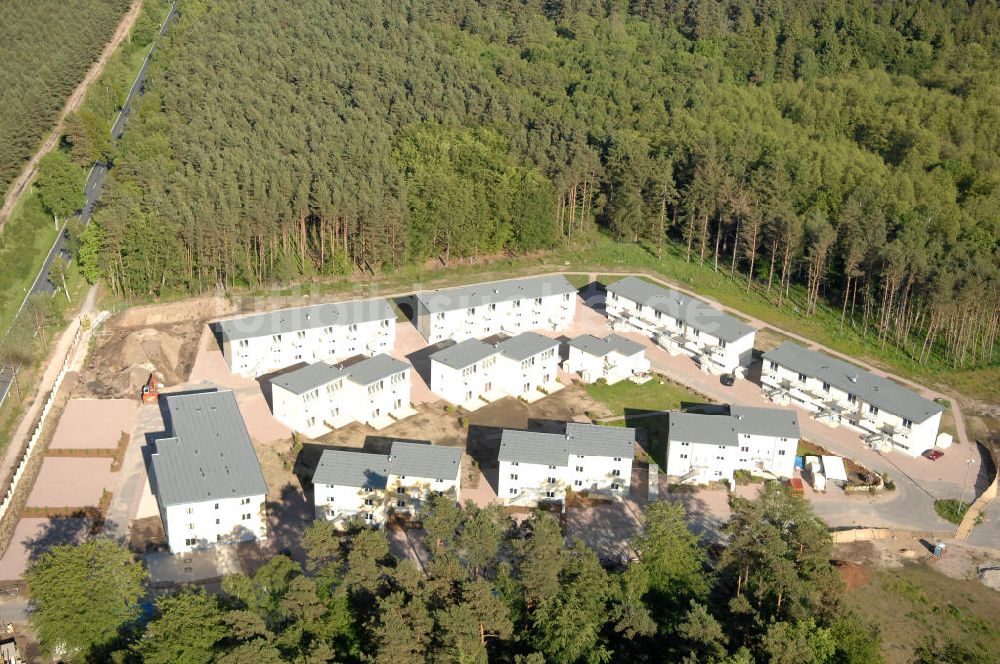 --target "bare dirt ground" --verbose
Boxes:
[48,398,137,449]
[26,457,114,508]
[0,517,89,582]
[77,319,204,398]
[833,538,999,582]
[0,0,144,227]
